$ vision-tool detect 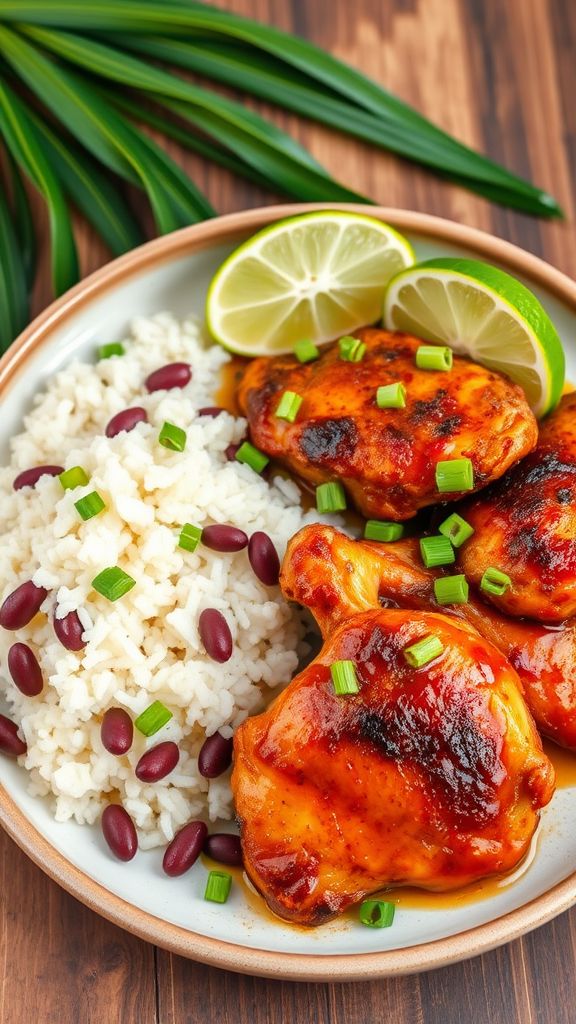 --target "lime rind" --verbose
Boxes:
[383,257,565,417]
[206,211,415,357]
